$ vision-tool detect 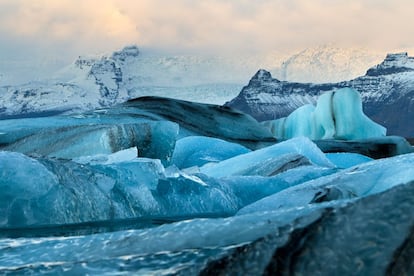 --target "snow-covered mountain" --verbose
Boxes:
[226,52,414,137]
[0,44,410,119]
[0,45,285,118]
[277,45,384,83]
